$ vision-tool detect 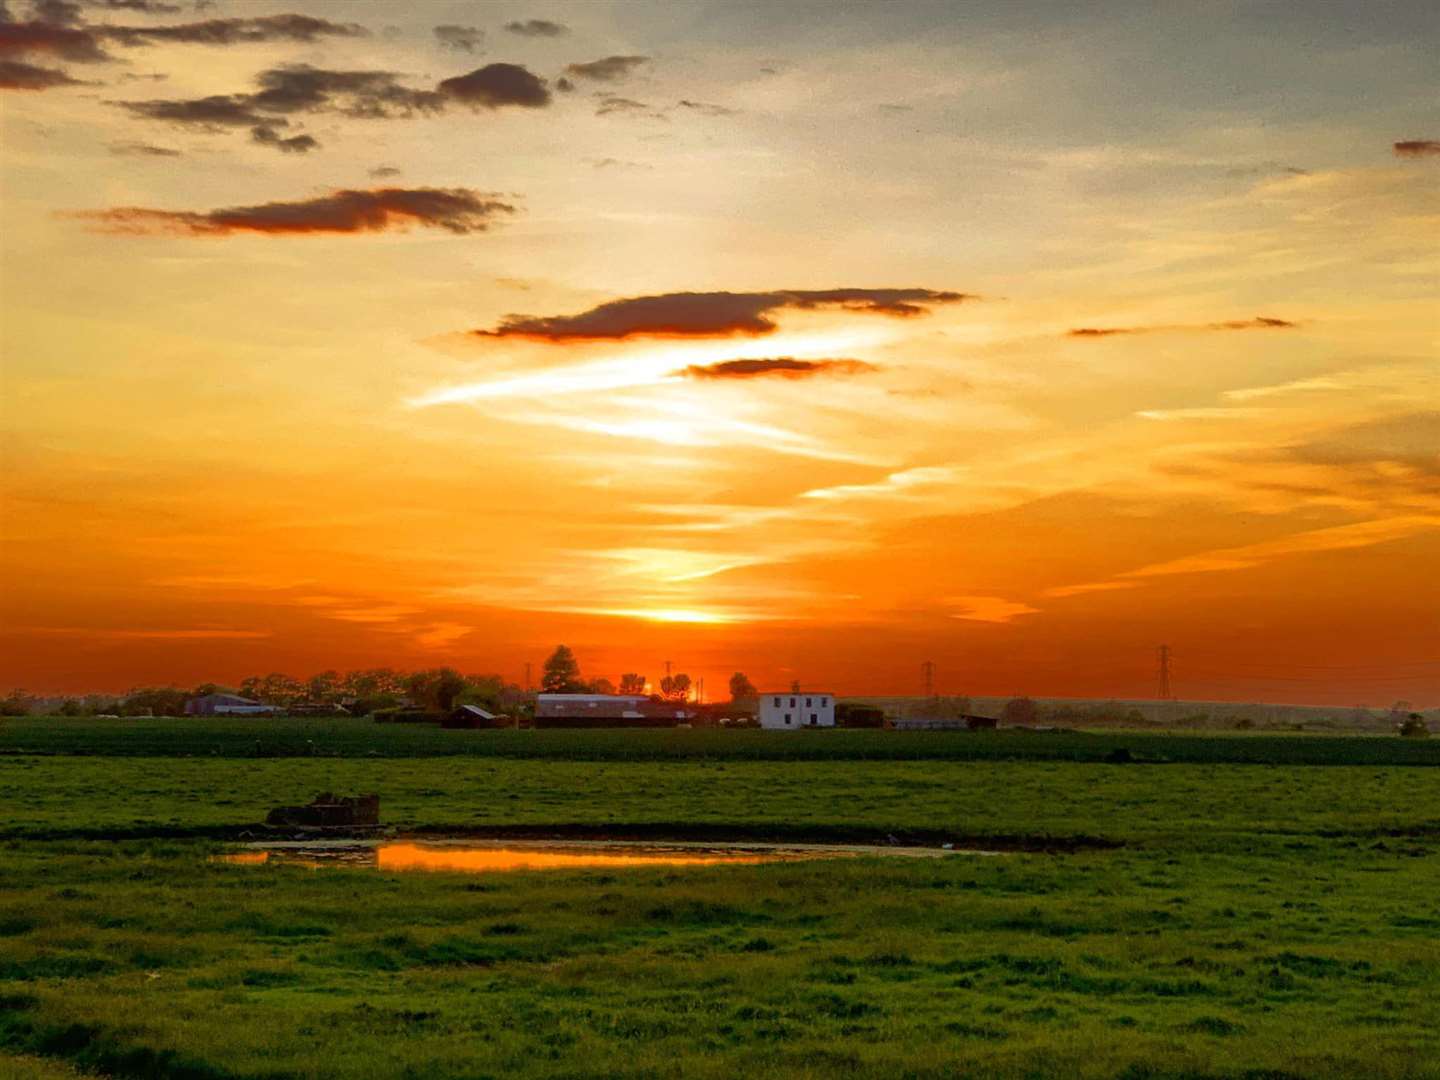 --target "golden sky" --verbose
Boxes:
[1,0,1437,704]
